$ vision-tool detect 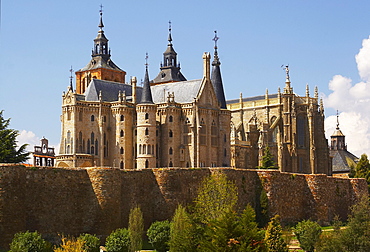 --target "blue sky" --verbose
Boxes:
[1,1,370,157]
